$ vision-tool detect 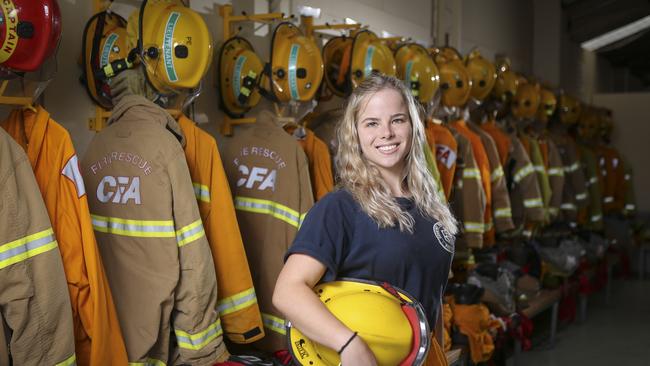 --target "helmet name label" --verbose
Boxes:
[0,0,18,63]
[163,11,180,83]
[288,44,300,100]
[100,33,119,67]
[364,45,376,77]
[233,55,247,99]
